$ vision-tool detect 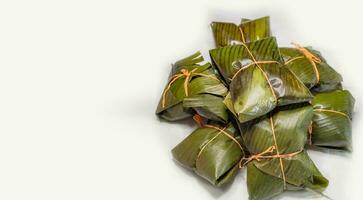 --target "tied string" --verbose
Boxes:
[239,145,303,189]
[309,108,351,145]
[239,117,302,189]
[308,121,313,145]
[193,114,205,128]
[231,60,279,80]
[161,68,219,108]
[239,146,302,167]
[230,42,279,101]
[286,43,322,84]
[192,115,244,160]
[238,26,246,43]
[314,108,350,119]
